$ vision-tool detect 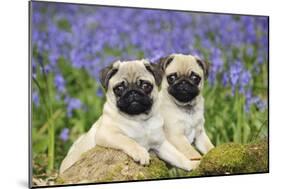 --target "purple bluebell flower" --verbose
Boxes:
[32,2,268,76]
[251,96,267,111]
[31,1,268,116]
[246,46,254,57]
[65,97,82,117]
[60,128,69,141]
[245,90,267,113]
[257,54,264,65]
[239,70,251,94]
[32,58,37,78]
[54,73,66,93]
[49,53,59,65]
[222,72,229,87]
[96,87,104,97]
[245,90,252,113]
[209,48,224,85]
[229,60,243,94]
[256,99,267,111]
[44,64,52,74]
[32,91,40,107]
[149,49,165,63]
